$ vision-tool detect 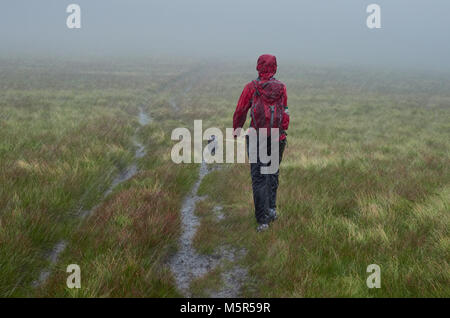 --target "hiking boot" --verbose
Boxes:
[268,208,278,222]
[256,223,269,232]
